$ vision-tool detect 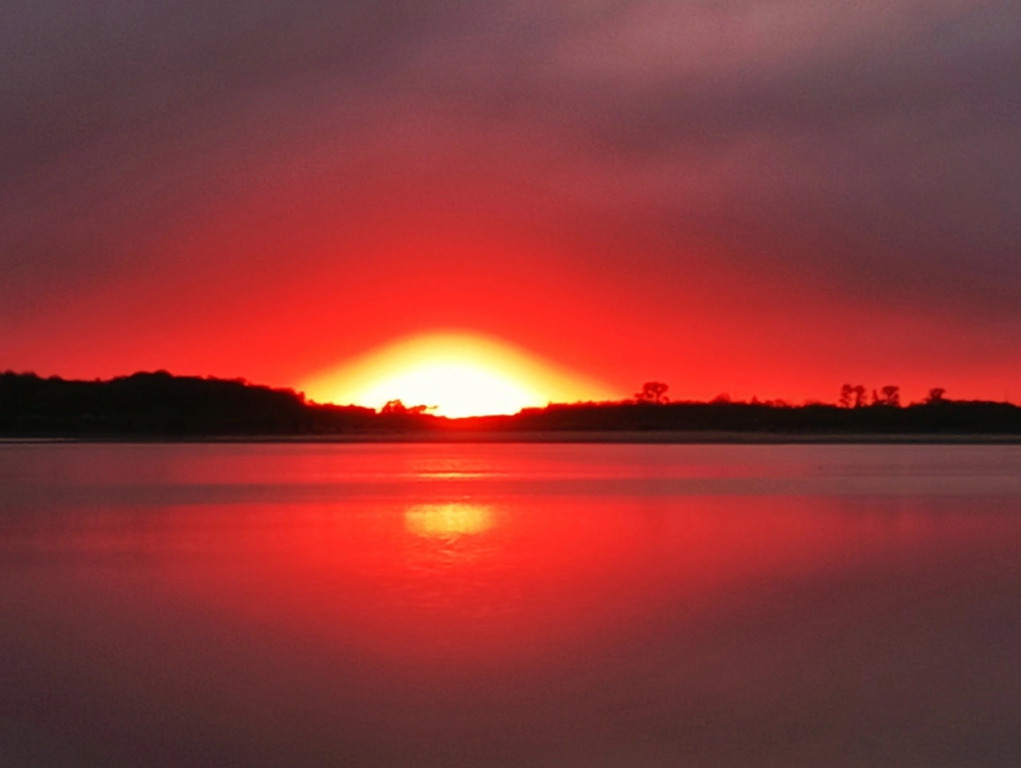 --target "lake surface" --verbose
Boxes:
[1,442,1019,767]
